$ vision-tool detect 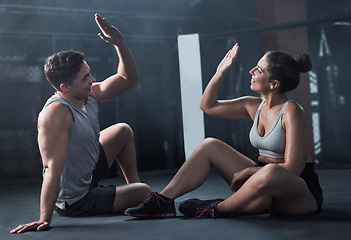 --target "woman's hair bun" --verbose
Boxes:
[295,53,312,73]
